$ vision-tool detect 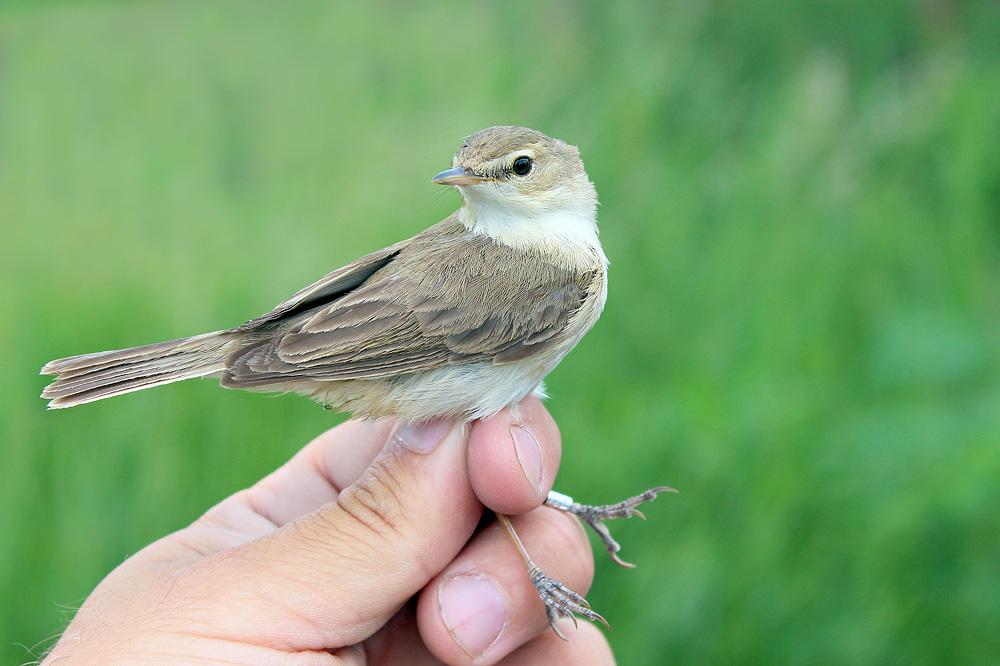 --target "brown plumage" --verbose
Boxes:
[40,126,607,420]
